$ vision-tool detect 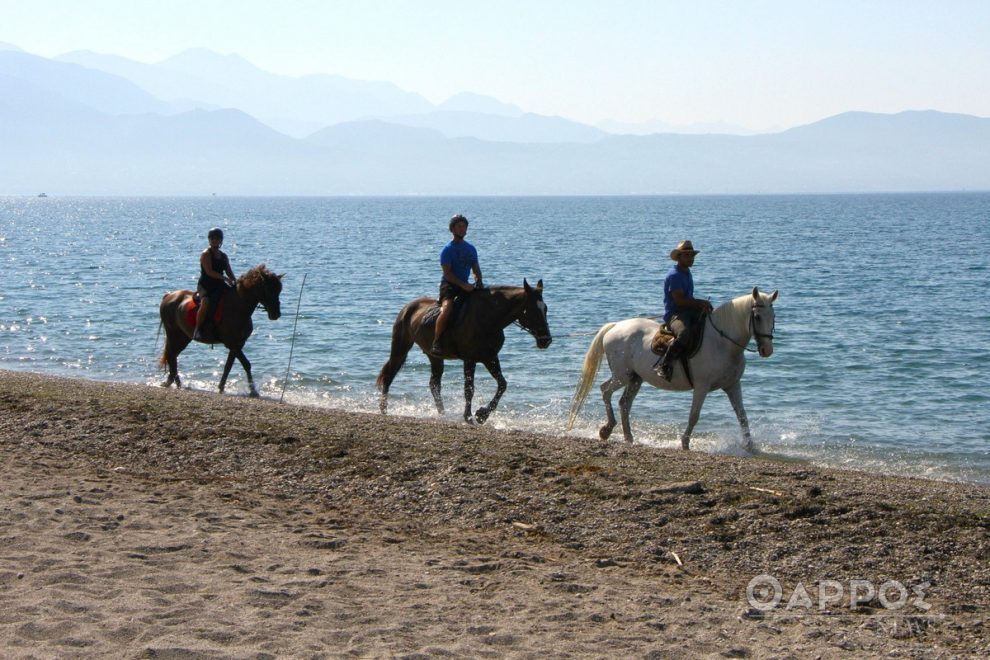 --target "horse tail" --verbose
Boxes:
[376,305,415,392]
[157,319,168,369]
[566,322,616,431]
